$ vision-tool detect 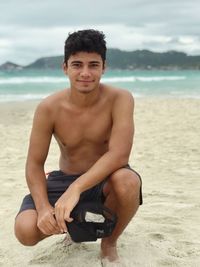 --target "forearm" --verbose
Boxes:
[26,163,50,211]
[72,150,128,193]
